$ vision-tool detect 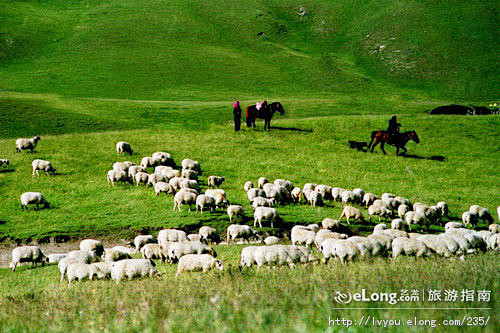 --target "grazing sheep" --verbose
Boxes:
[227,224,259,244]
[58,257,79,281]
[417,235,453,257]
[104,249,132,262]
[227,205,244,222]
[392,237,429,259]
[303,183,317,191]
[331,187,346,201]
[154,165,173,174]
[67,250,99,264]
[247,188,266,202]
[377,229,409,241]
[398,204,410,219]
[341,191,355,205]
[141,244,165,261]
[173,191,197,211]
[252,245,295,268]
[290,187,302,203]
[315,185,333,200]
[405,211,429,231]
[487,234,500,251]
[168,177,184,191]
[394,196,411,208]
[181,158,202,175]
[314,230,347,248]
[240,246,259,267]
[187,234,202,242]
[413,202,429,215]
[140,156,158,169]
[263,236,280,245]
[134,235,156,251]
[111,246,136,255]
[425,206,442,225]
[167,241,216,263]
[158,229,187,245]
[321,218,340,231]
[11,246,48,272]
[111,259,159,284]
[107,170,131,186]
[338,206,364,224]
[308,191,324,207]
[349,236,383,257]
[445,222,464,230]
[408,232,422,239]
[252,197,276,210]
[195,195,216,213]
[291,226,316,247]
[48,253,67,264]
[383,198,399,212]
[92,262,113,279]
[129,165,146,179]
[437,201,449,218]
[182,169,198,180]
[367,234,392,252]
[391,218,408,231]
[154,182,175,196]
[116,141,133,155]
[462,211,478,227]
[16,136,41,153]
[113,161,135,172]
[208,176,225,188]
[199,226,220,244]
[0,159,9,167]
[368,204,392,221]
[134,171,149,186]
[373,223,388,232]
[257,177,269,188]
[489,224,499,233]
[254,207,279,228]
[79,239,105,258]
[320,239,360,264]
[352,188,365,204]
[307,224,320,232]
[181,179,200,192]
[152,152,176,167]
[176,254,223,275]
[469,205,494,224]
[66,263,98,285]
[20,192,50,211]
[209,191,229,208]
[381,193,395,201]
[244,181,254,192]
[32,159,56,176]
[274,179,294,192]
[148,173,166,187]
